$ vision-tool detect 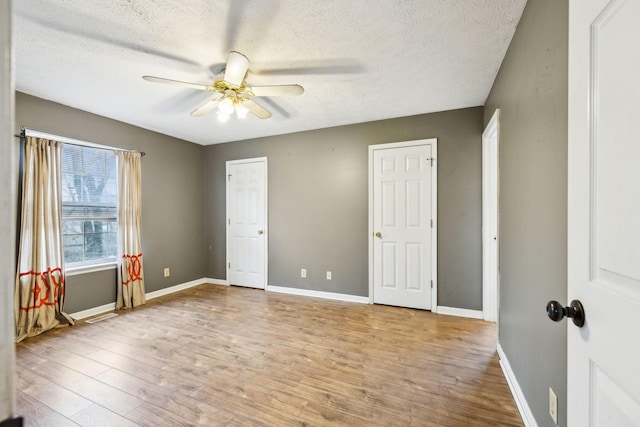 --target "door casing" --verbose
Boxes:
[482,109,500,323]
[0,0,16,418]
